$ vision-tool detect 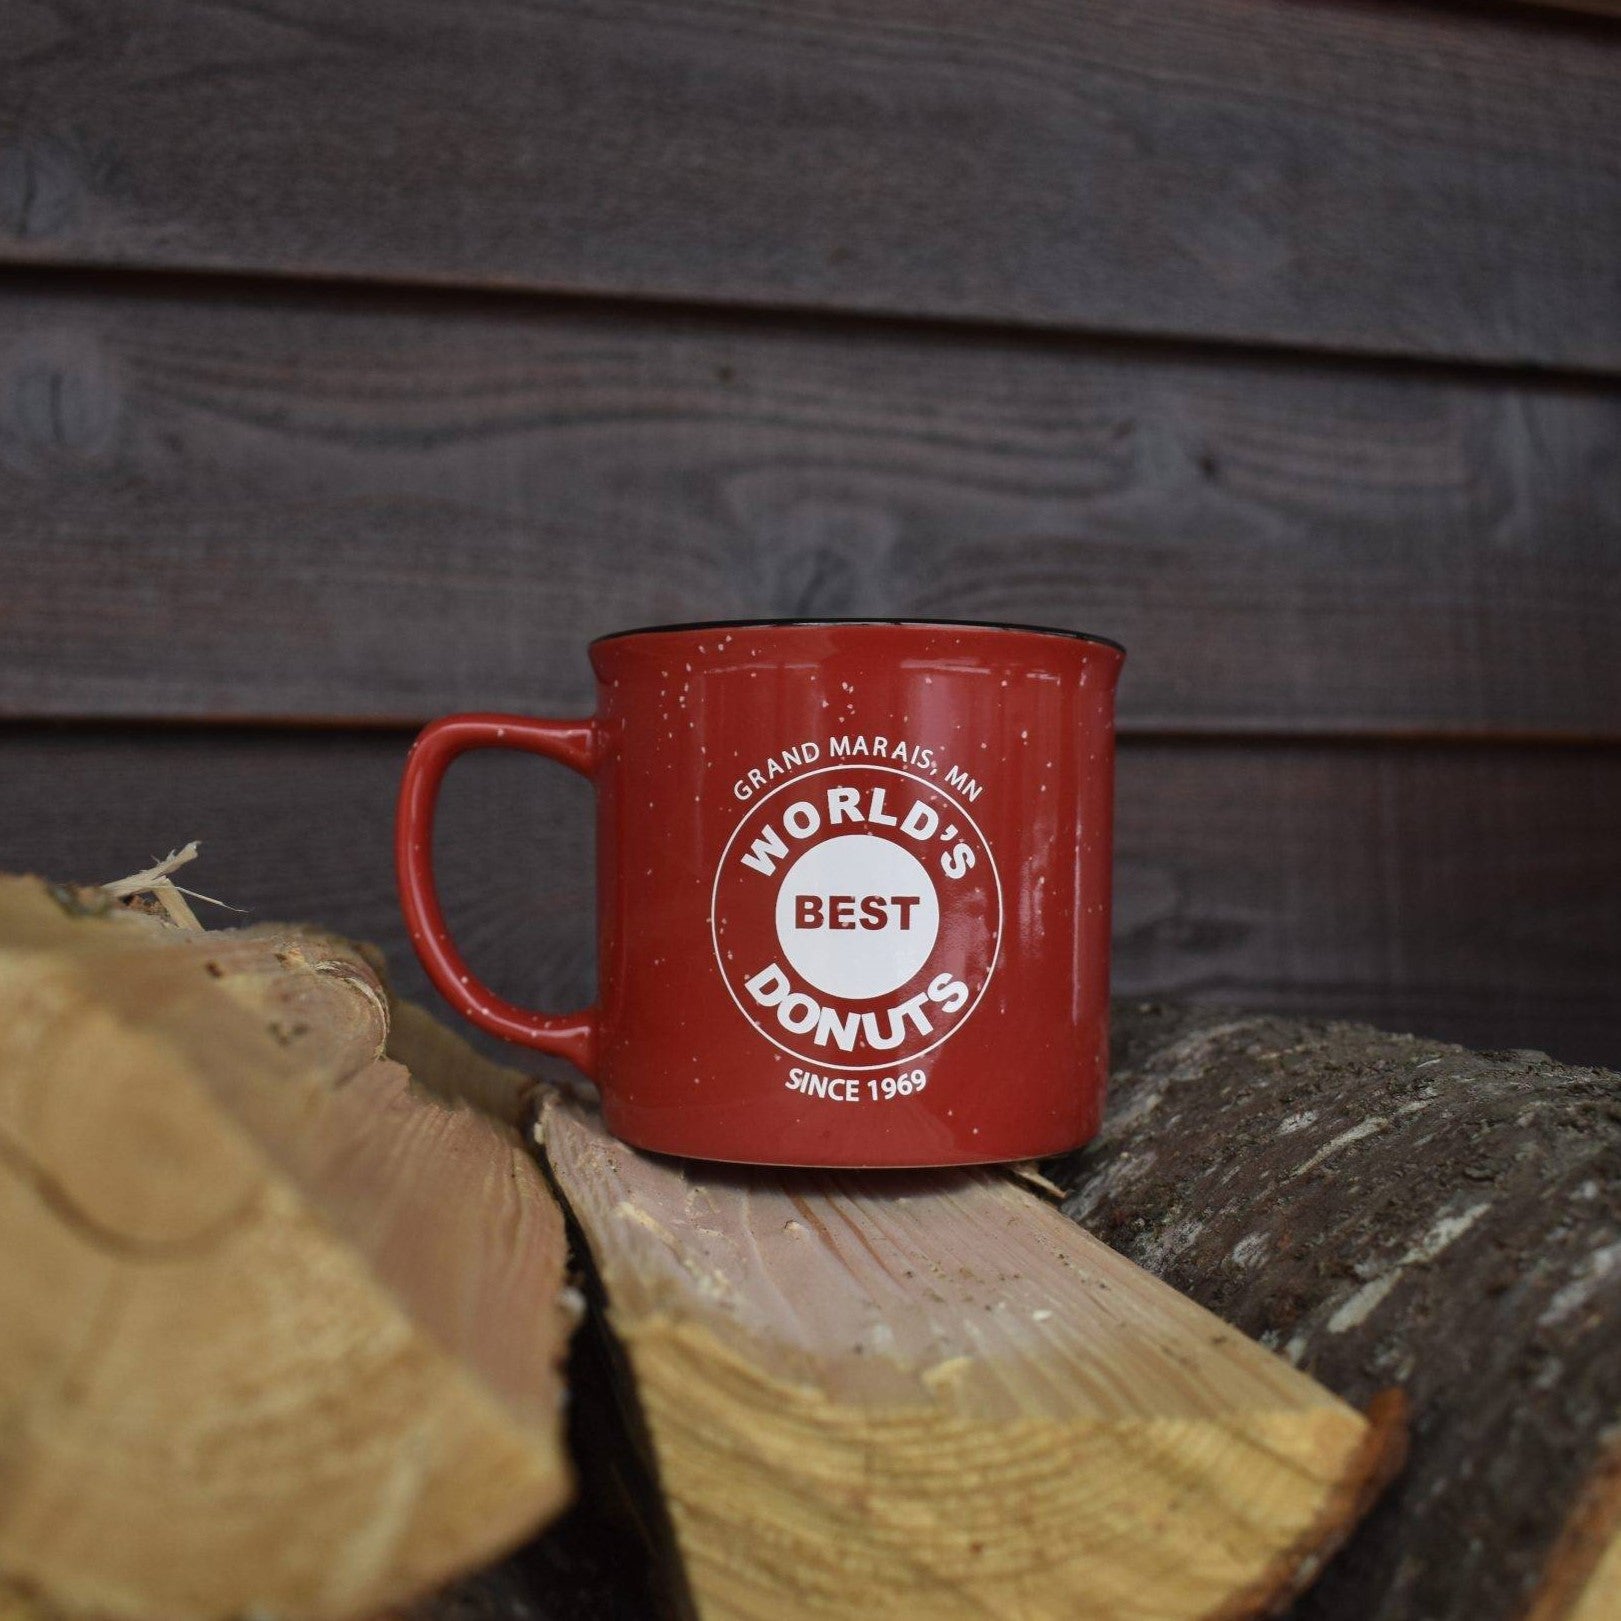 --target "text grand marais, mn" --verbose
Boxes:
[711,746,1002,1086]
[731,735,985,804]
